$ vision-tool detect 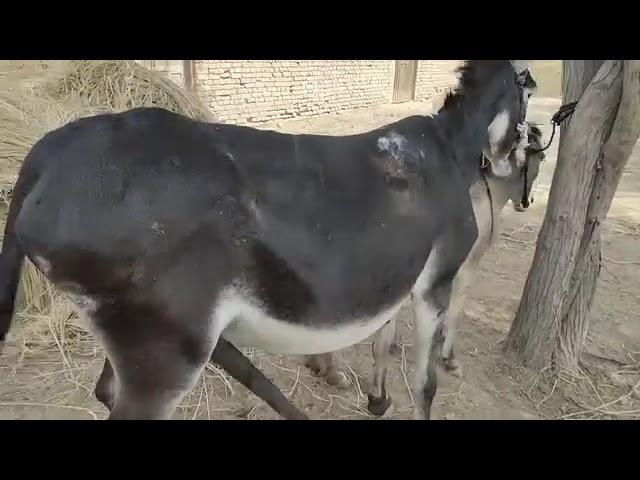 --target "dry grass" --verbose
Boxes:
[511,347,640,420]
[38,61,212,121]
[0,60,212,190]
[0,89,101,189]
